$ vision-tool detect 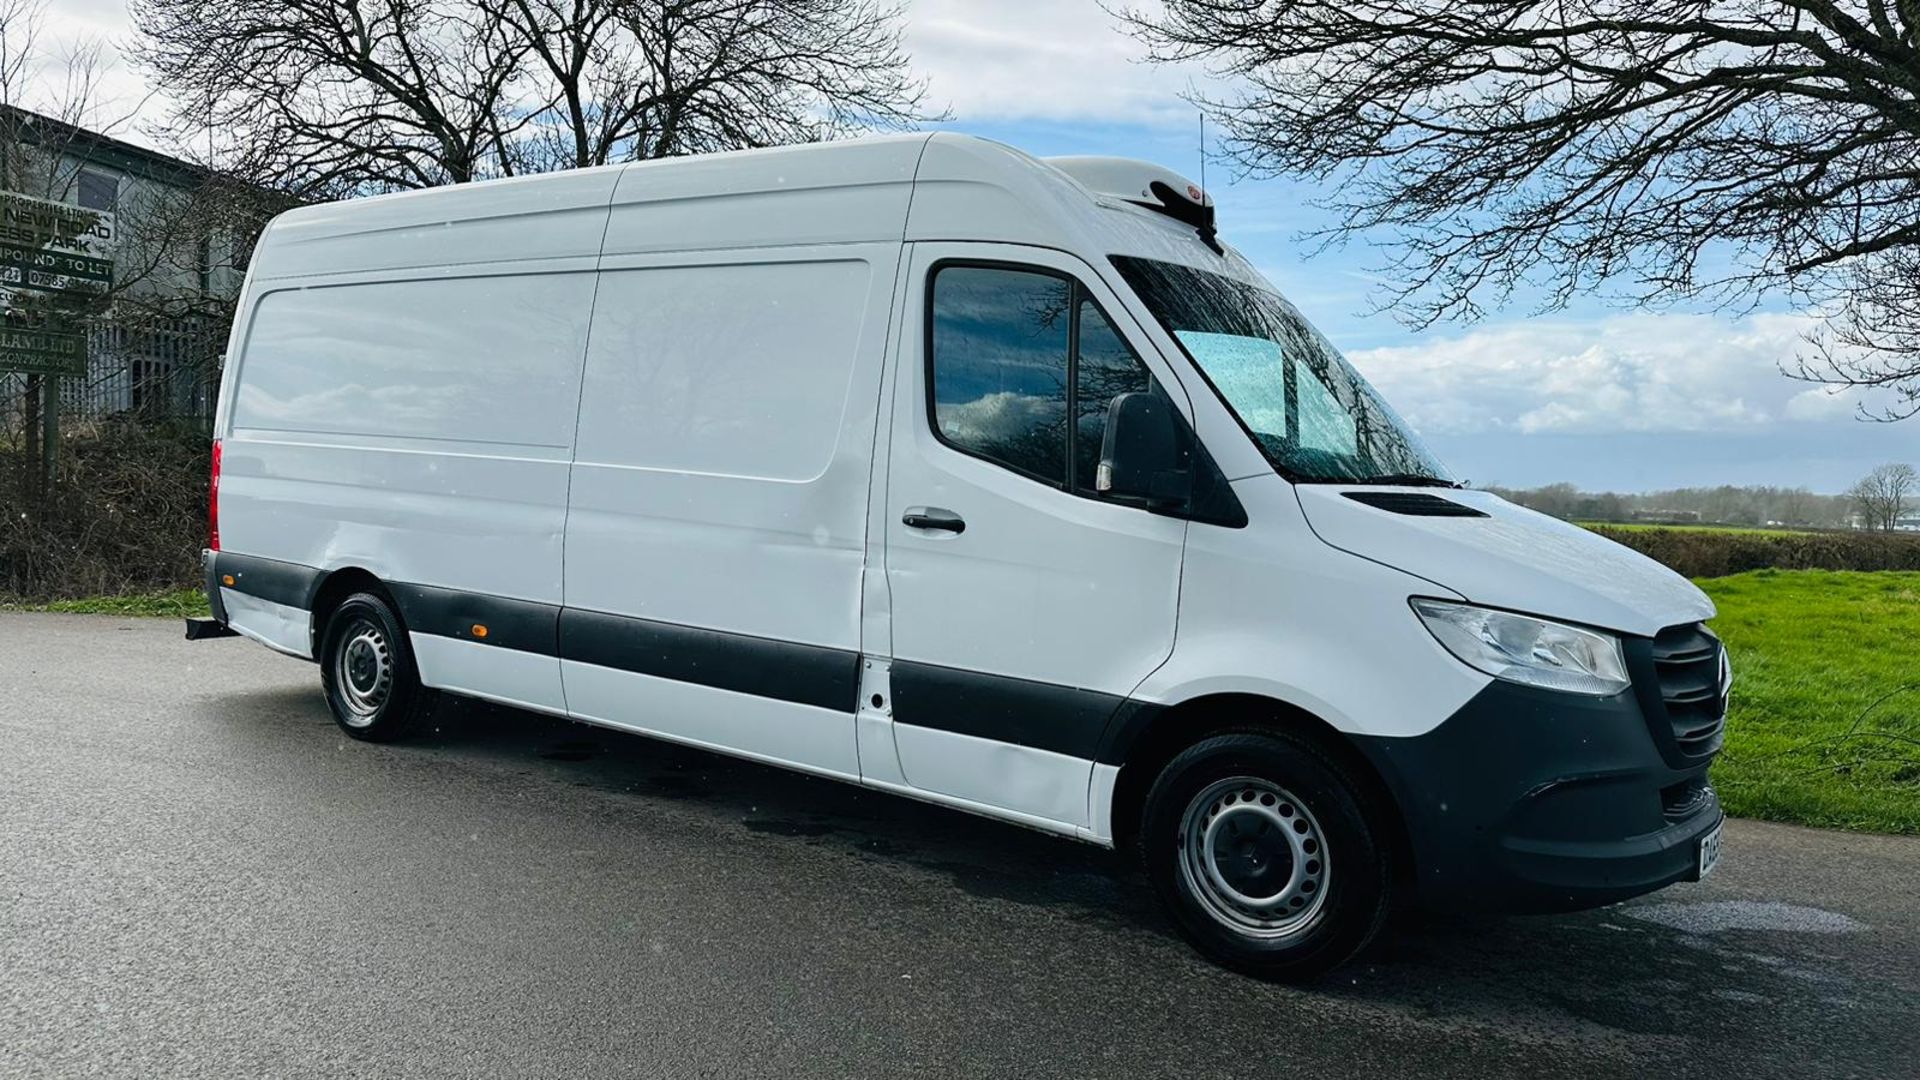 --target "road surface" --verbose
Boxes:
[2,612,1915,1078]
